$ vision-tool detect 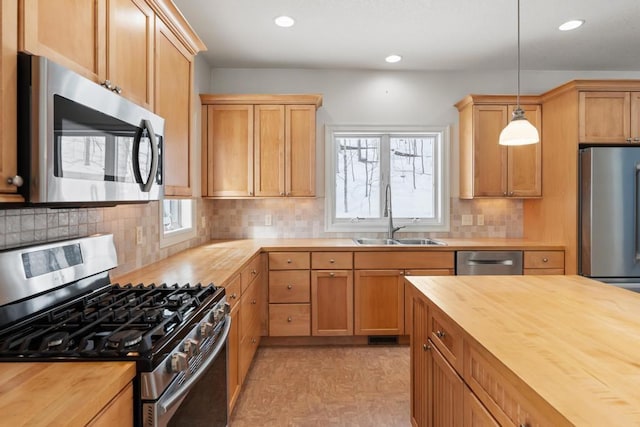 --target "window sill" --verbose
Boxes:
[159,226,197,248]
